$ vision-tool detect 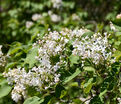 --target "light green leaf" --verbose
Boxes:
[0,80,12,98]
[62,1,75,9]
[63,68,81,84]
[5,62,17,70]
[23,96,43,104]
[69,55,79,66]
[83,66,95,72]
[24,47,38,68]
[84,83,93,94]
[115,32,121,37]
[113,50,121,61]
[7,42,22,55]
[99,89,107,102]
[83,78,93,93]
[60,90,67,99]
[82,31,94,38]
[119,87,121,93]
